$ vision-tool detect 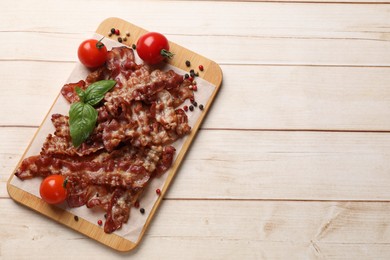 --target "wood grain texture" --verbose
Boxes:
[2,199,390,259]
[1,2,390,66]
[2,0,390,258]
